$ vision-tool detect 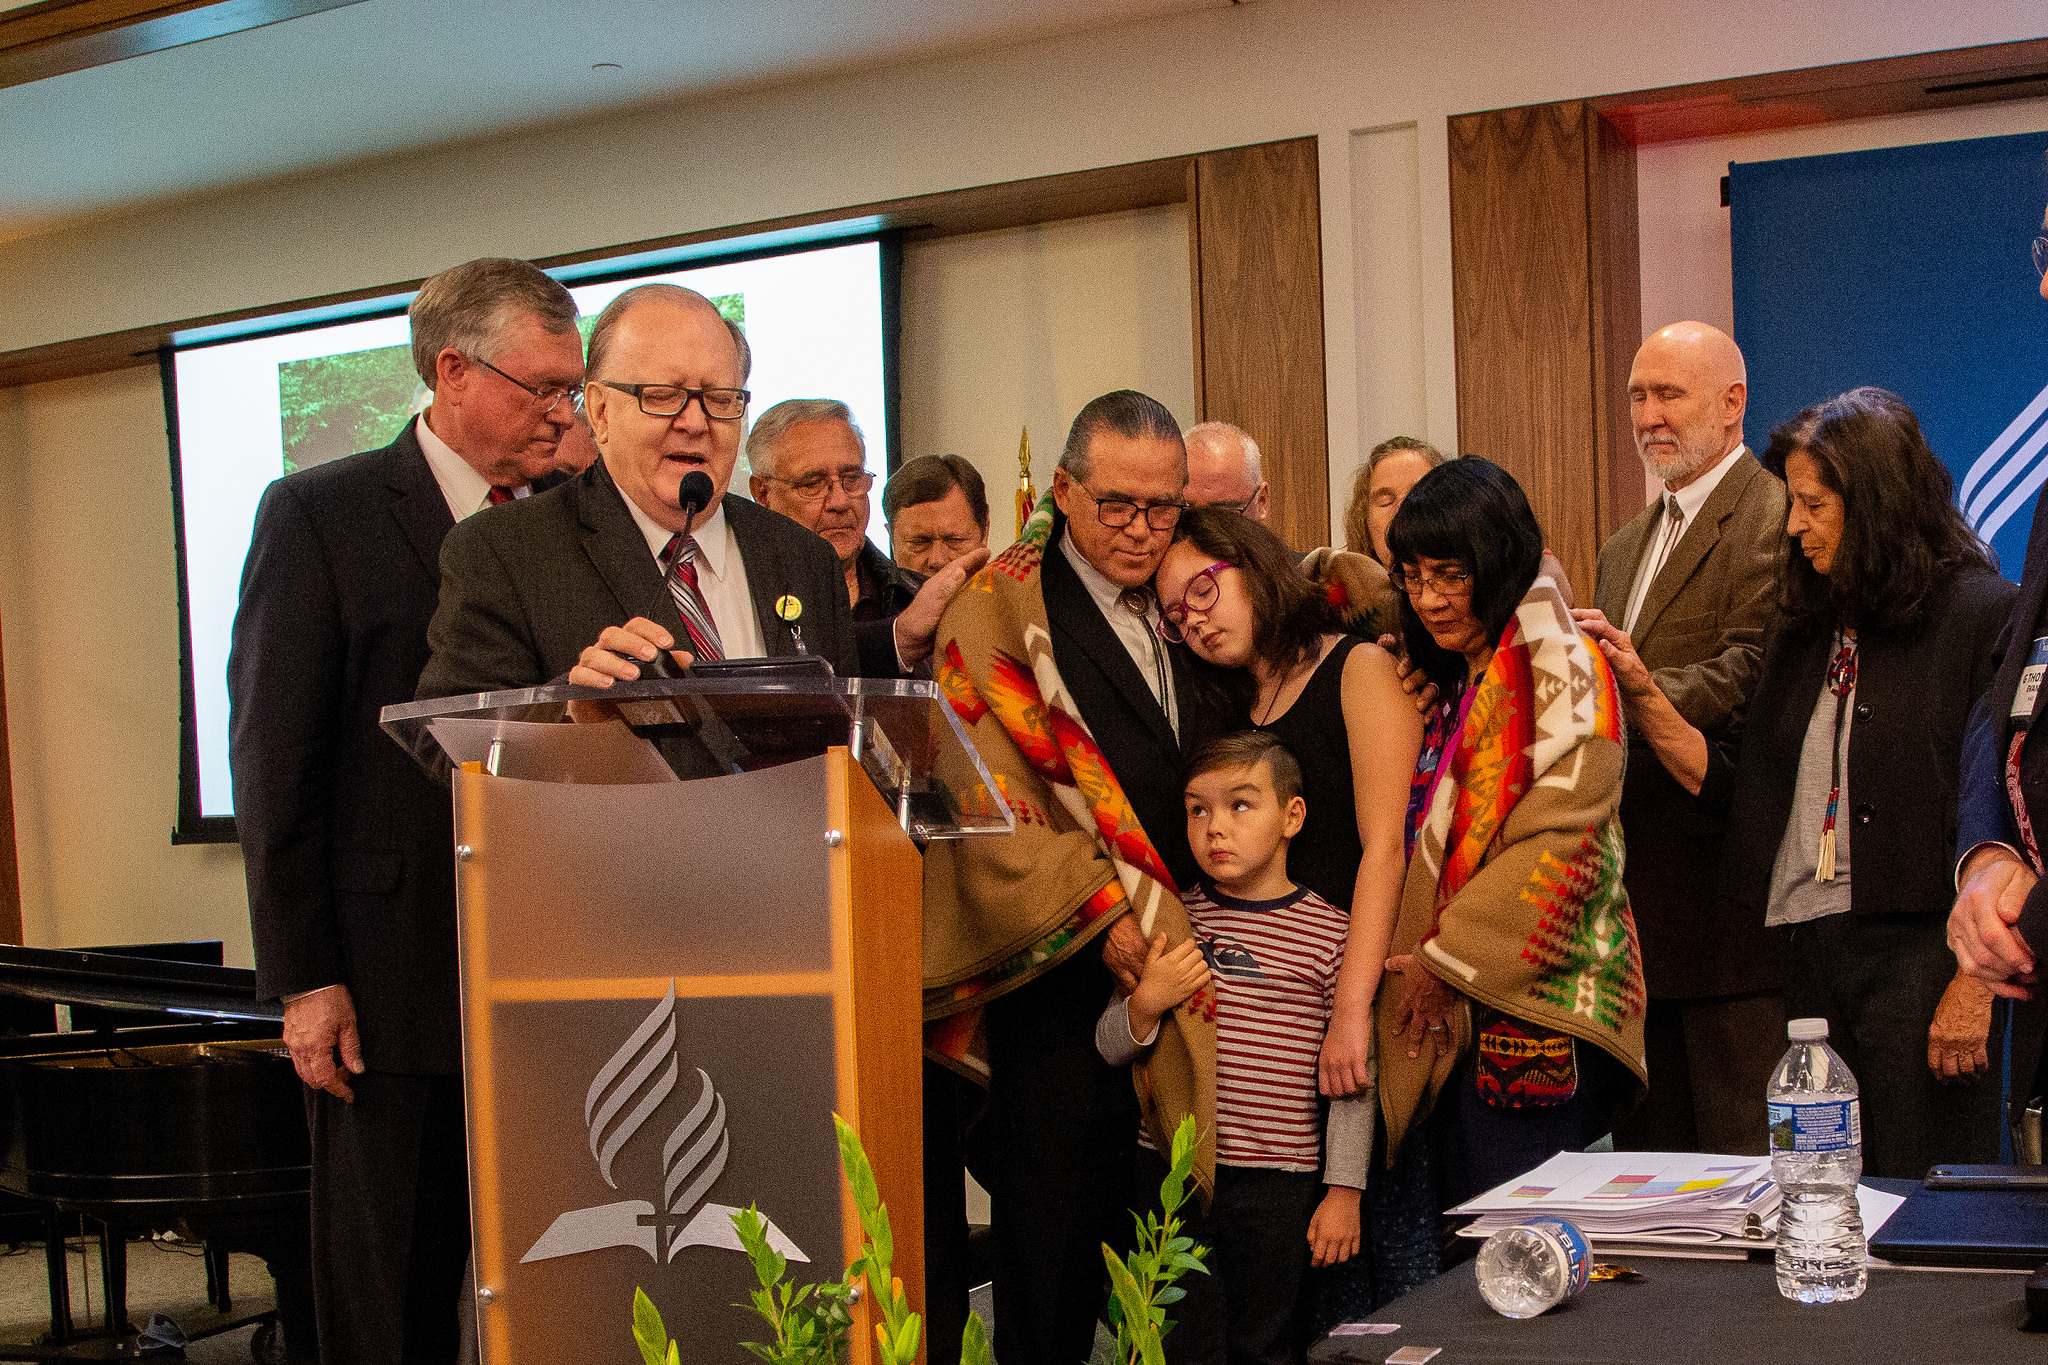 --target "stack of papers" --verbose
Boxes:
[1448,1151,1912,1258]
[1449,1151,1780,1251]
